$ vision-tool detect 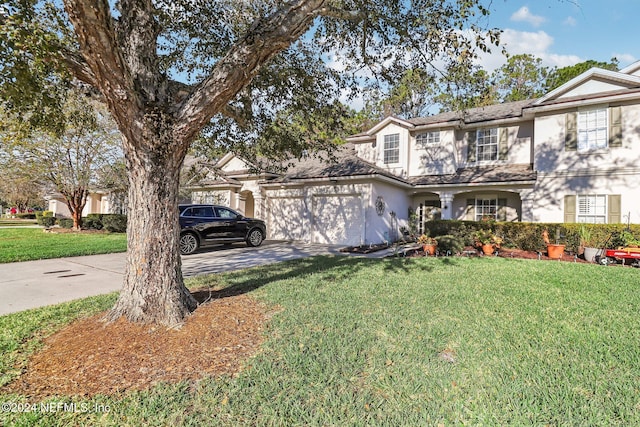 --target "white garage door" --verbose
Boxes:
[312,195,363,246]
[268,197,304,241]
